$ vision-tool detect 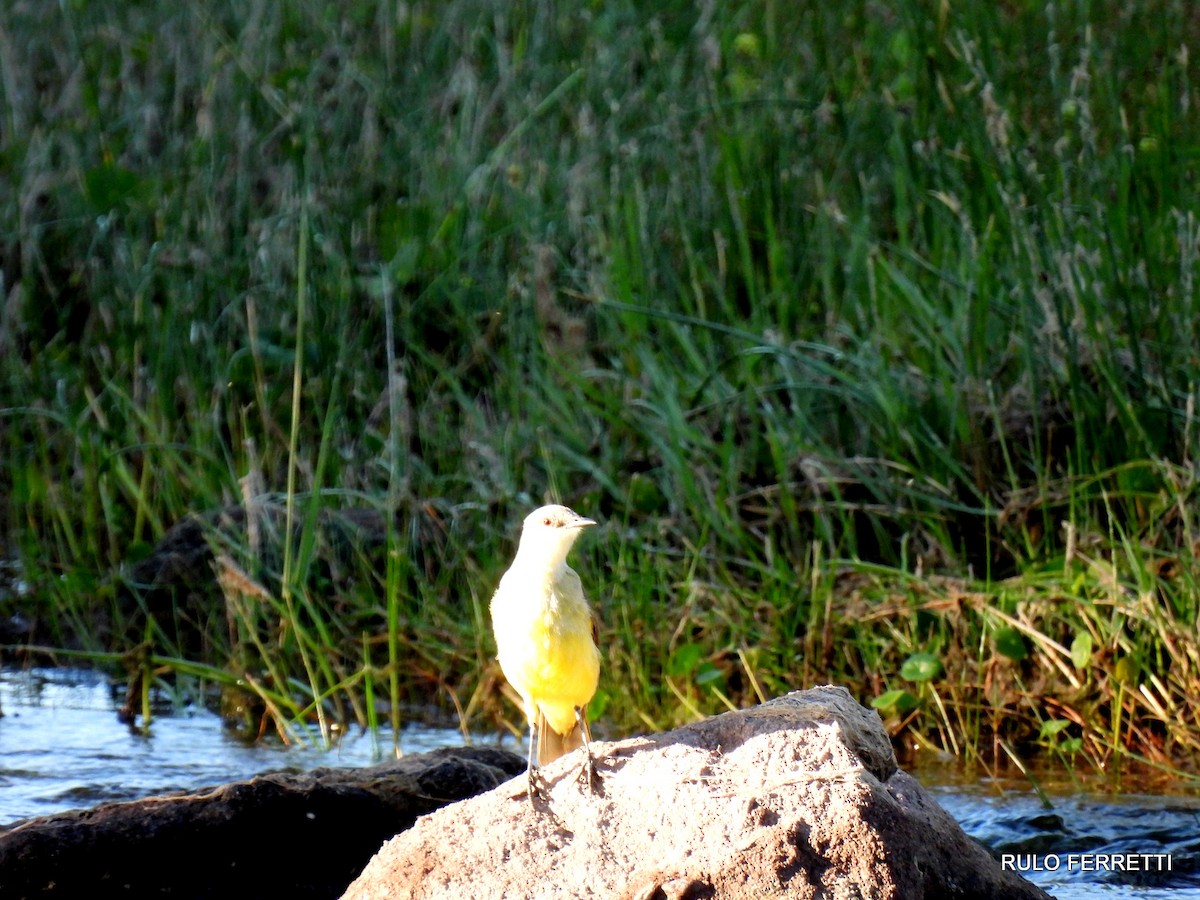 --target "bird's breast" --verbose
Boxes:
[490,564,599,708]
